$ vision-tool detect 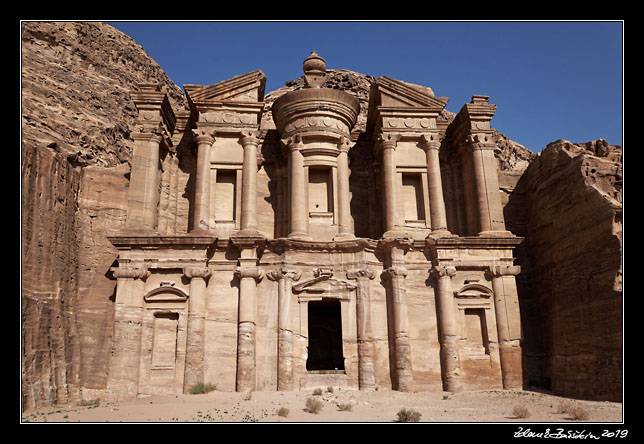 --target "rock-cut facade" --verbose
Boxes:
[106,52,525,399]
